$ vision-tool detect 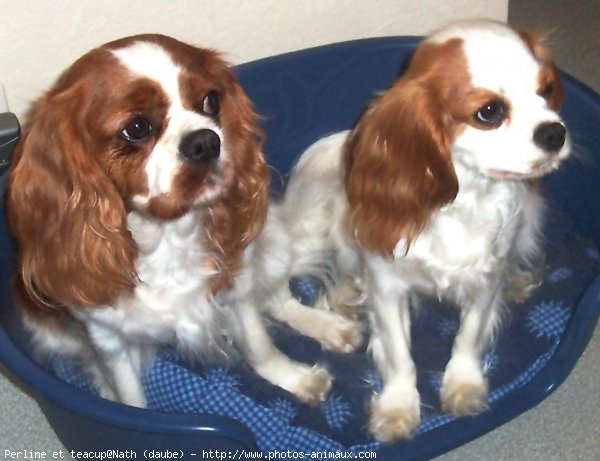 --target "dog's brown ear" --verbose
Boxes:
[344,79,458,258]
[518,30,564,110]
[7,84,137,311]
[201,55,270,294]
